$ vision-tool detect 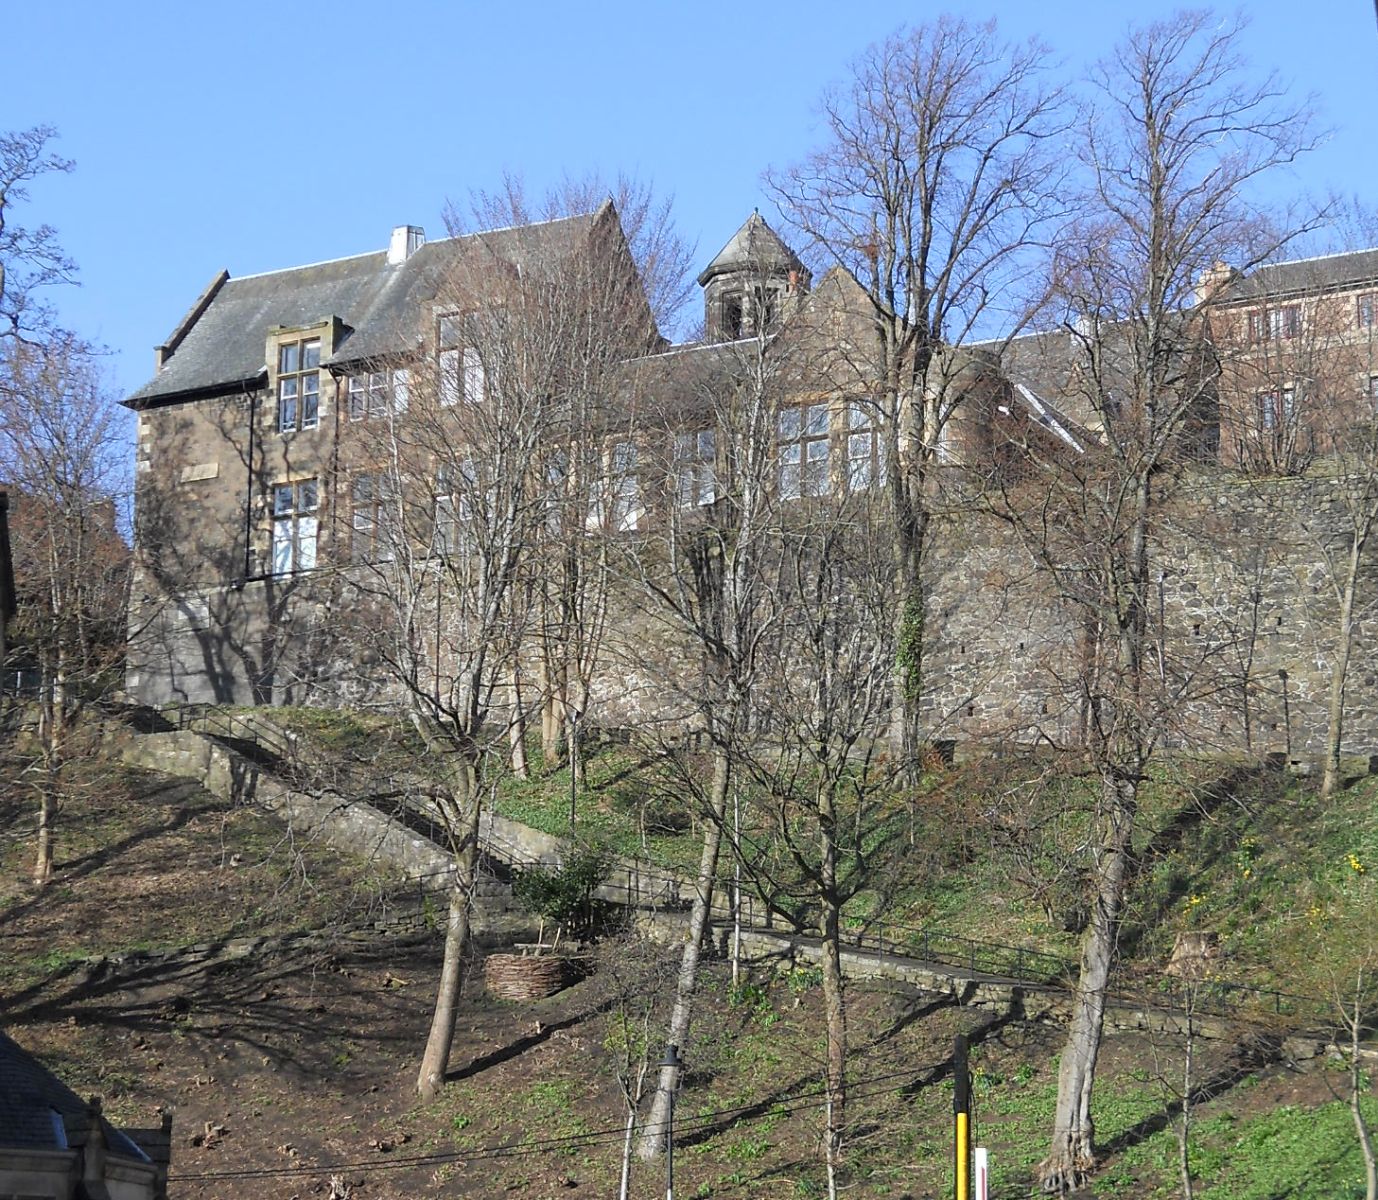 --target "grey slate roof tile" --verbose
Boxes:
[129,212,599,406]
[697,212,804,286]
[1225,248,1378,301]
[0,1028,148,1160]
